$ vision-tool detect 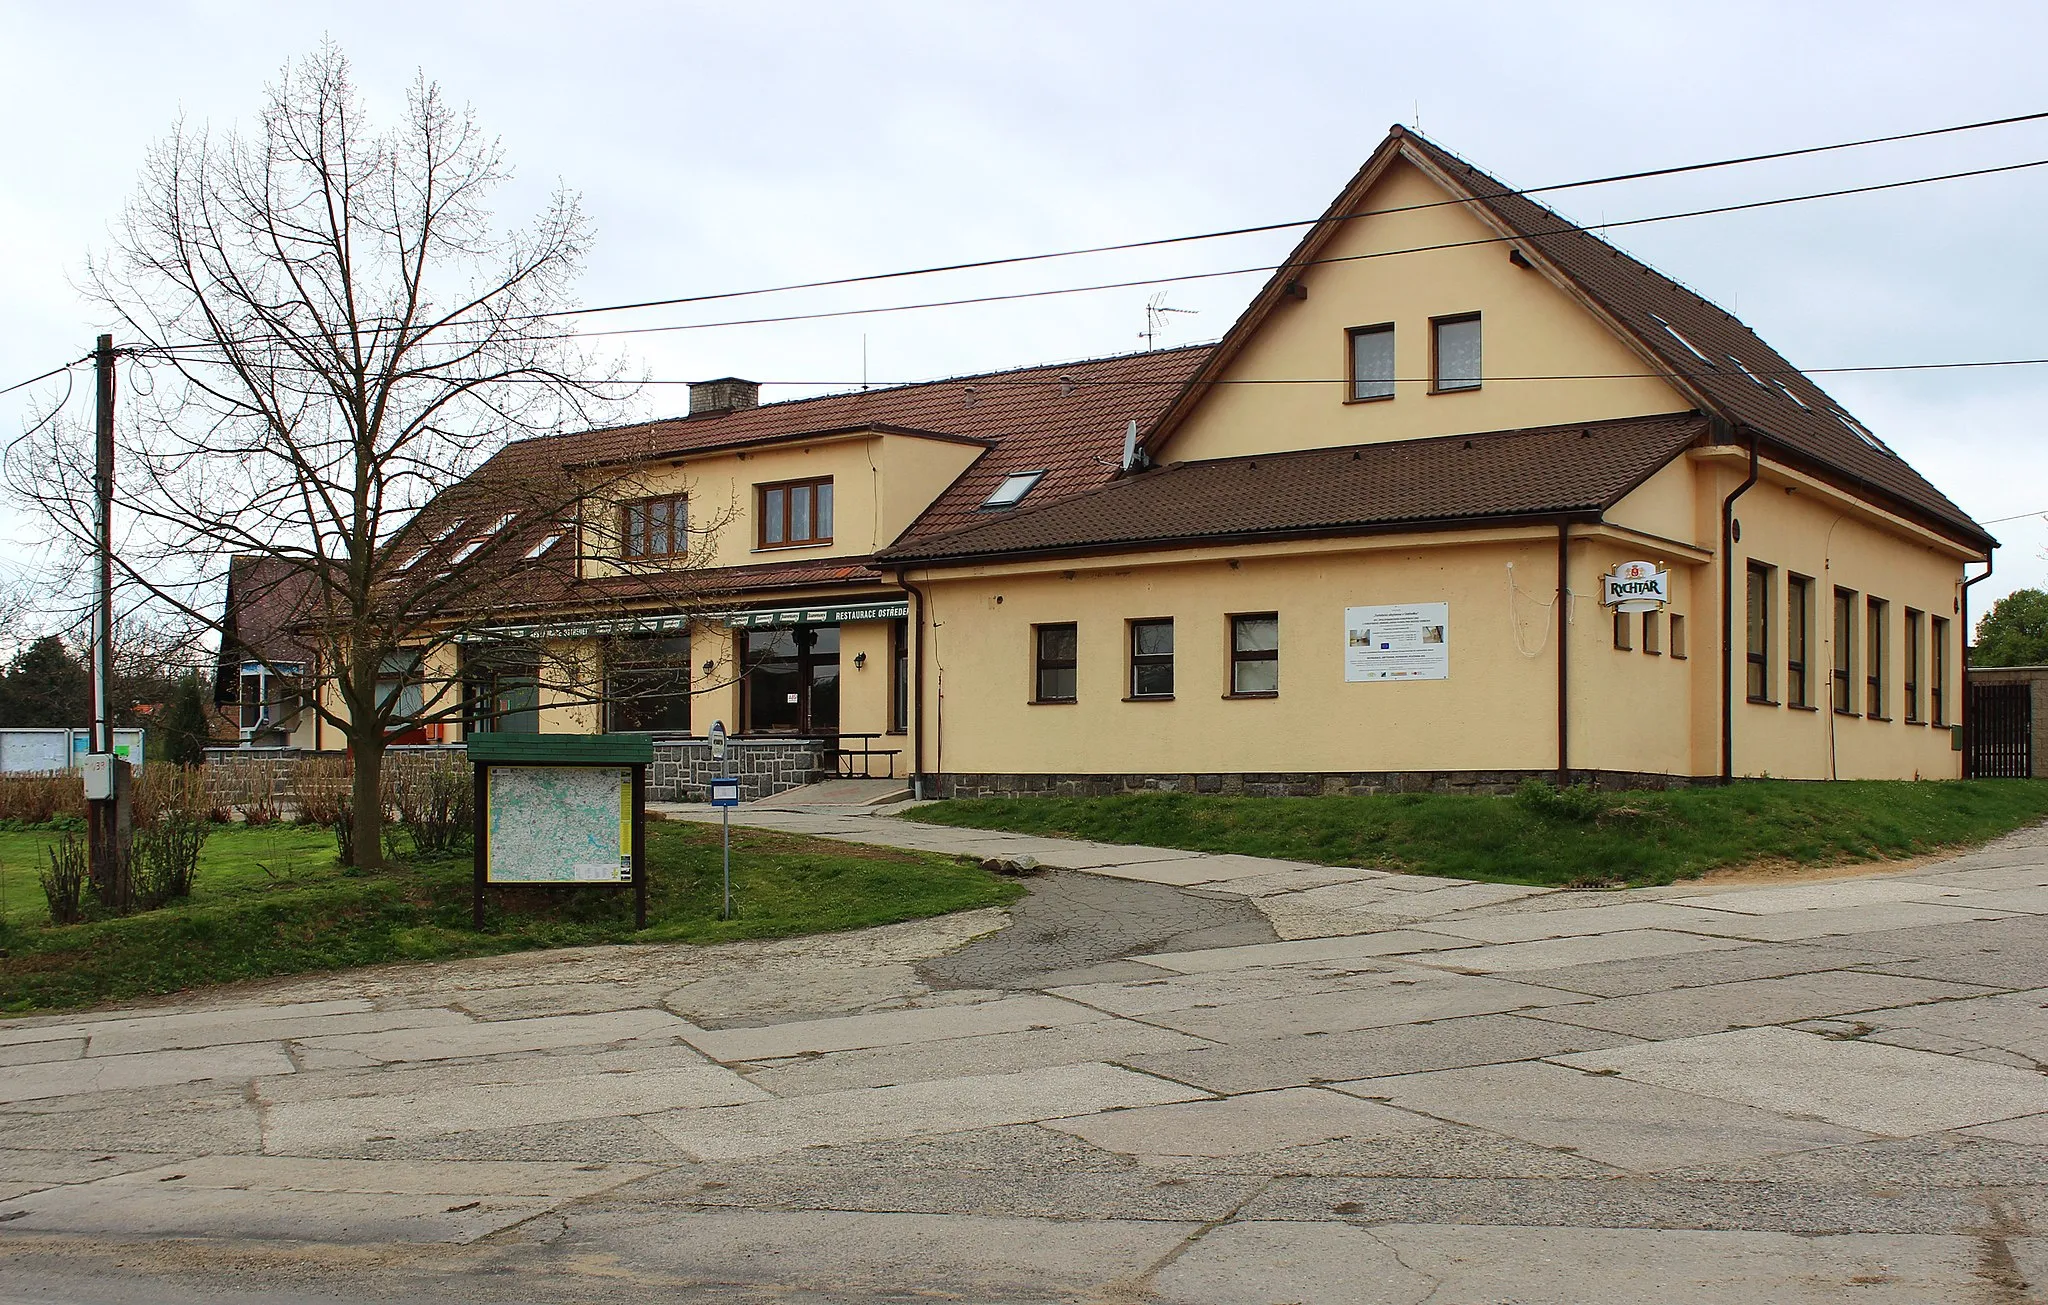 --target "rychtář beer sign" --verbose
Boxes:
[1600,560,1669,613]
